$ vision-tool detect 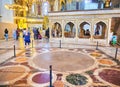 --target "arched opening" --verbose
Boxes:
[64,22,76,38]
[51,22,62,38]
[111,17,120,44]
[93,21,107,39]
[78,22,90,38]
